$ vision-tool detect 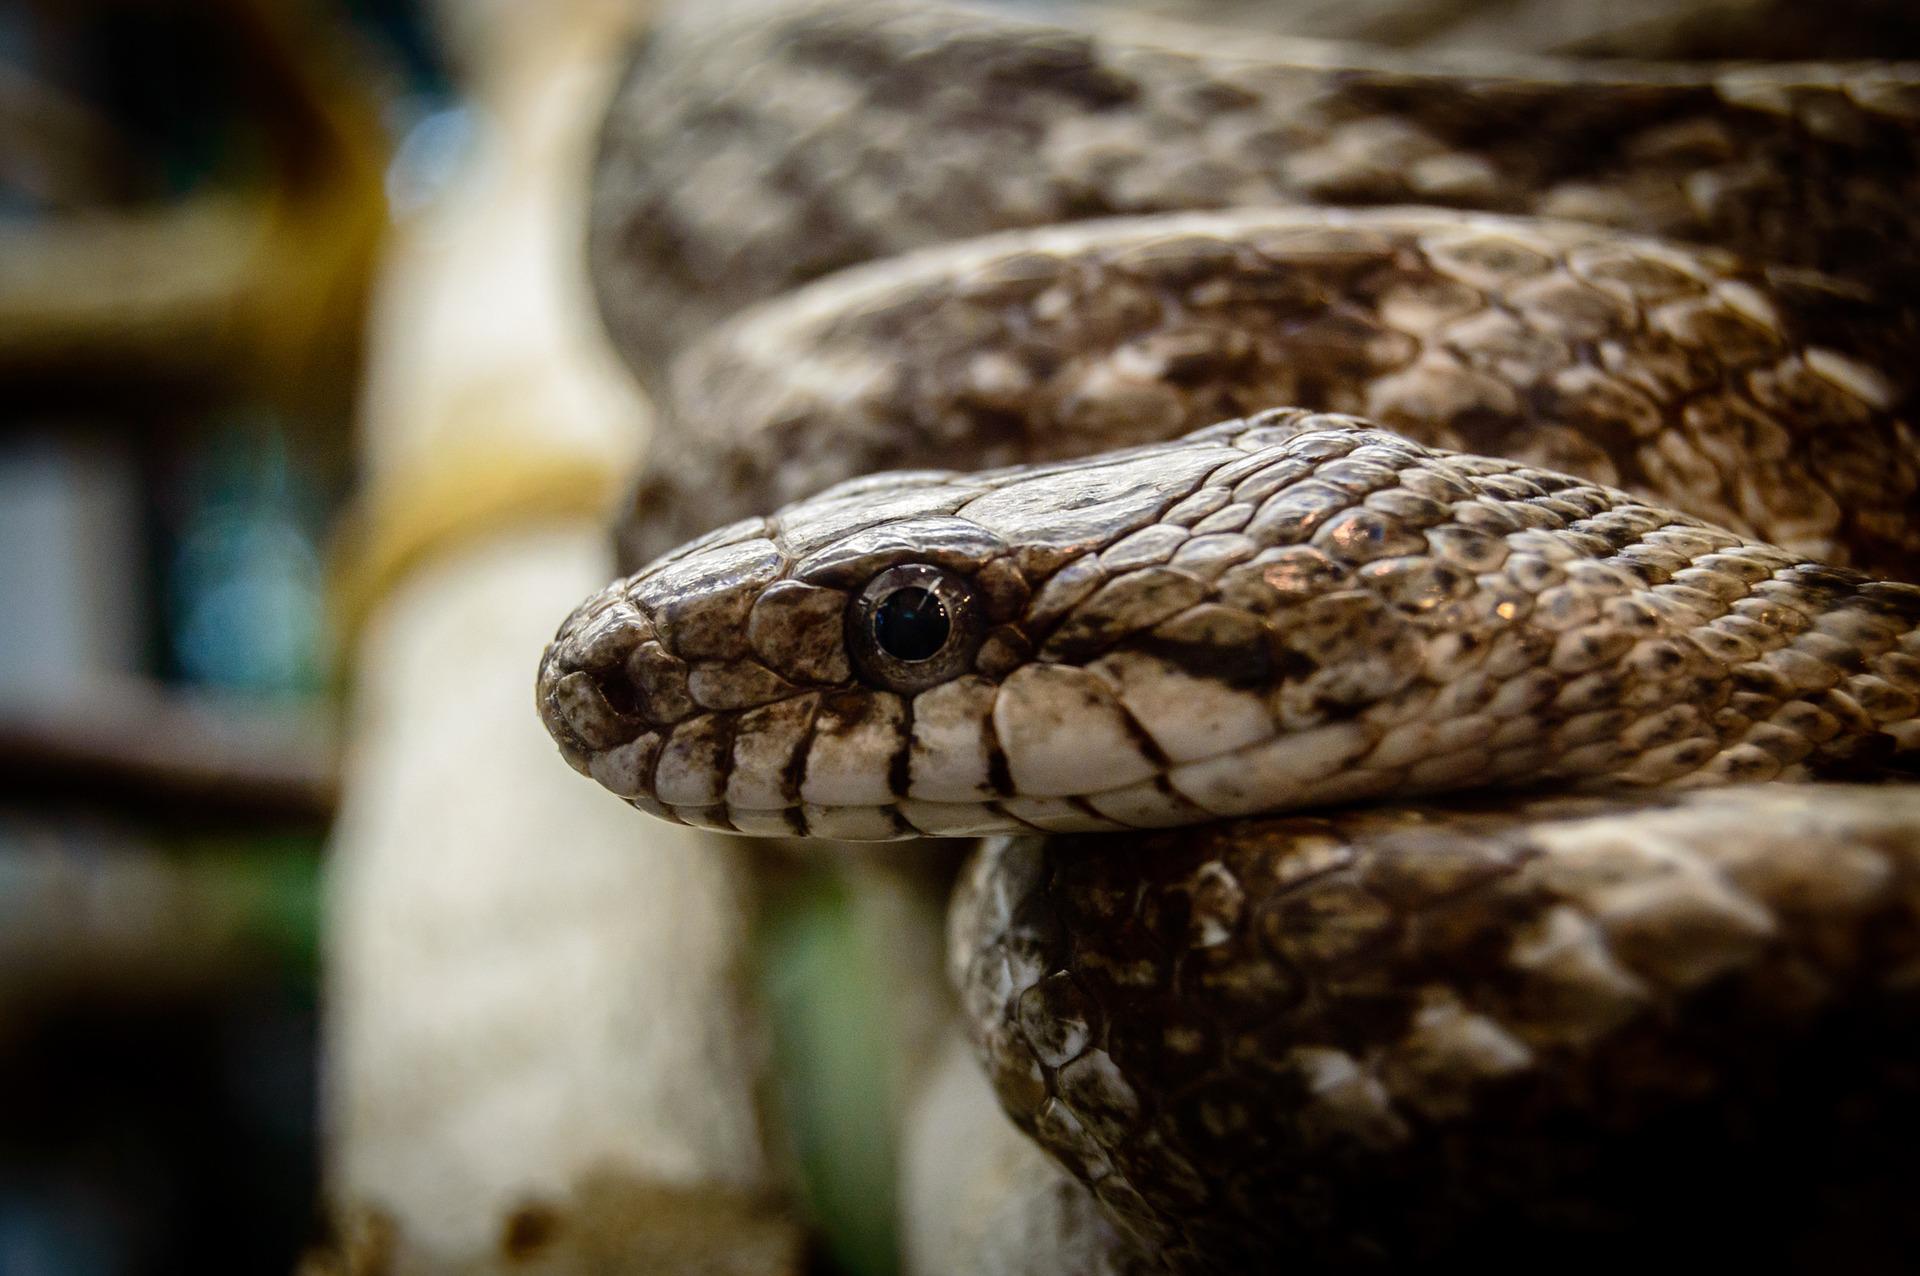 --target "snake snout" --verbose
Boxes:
[536,589,678,775]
